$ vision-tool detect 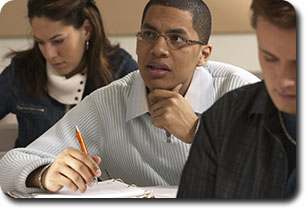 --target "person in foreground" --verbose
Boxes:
[0,0,258,194]
[0,0,137,148]
[177,0,296,198]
